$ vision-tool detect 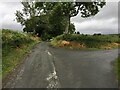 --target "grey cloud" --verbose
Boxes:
[0,1,119,34]
[2,23,23,31]
[118,2,120,33]
[77,29,118,35]
[94,2,118,20]
[71,2,118,23]
[71,2,118,34]
[0,1,22,30]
